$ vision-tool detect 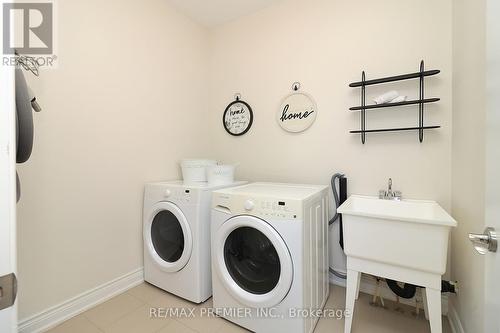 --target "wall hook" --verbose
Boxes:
[292,82,301,91]
[234,93,241,101]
